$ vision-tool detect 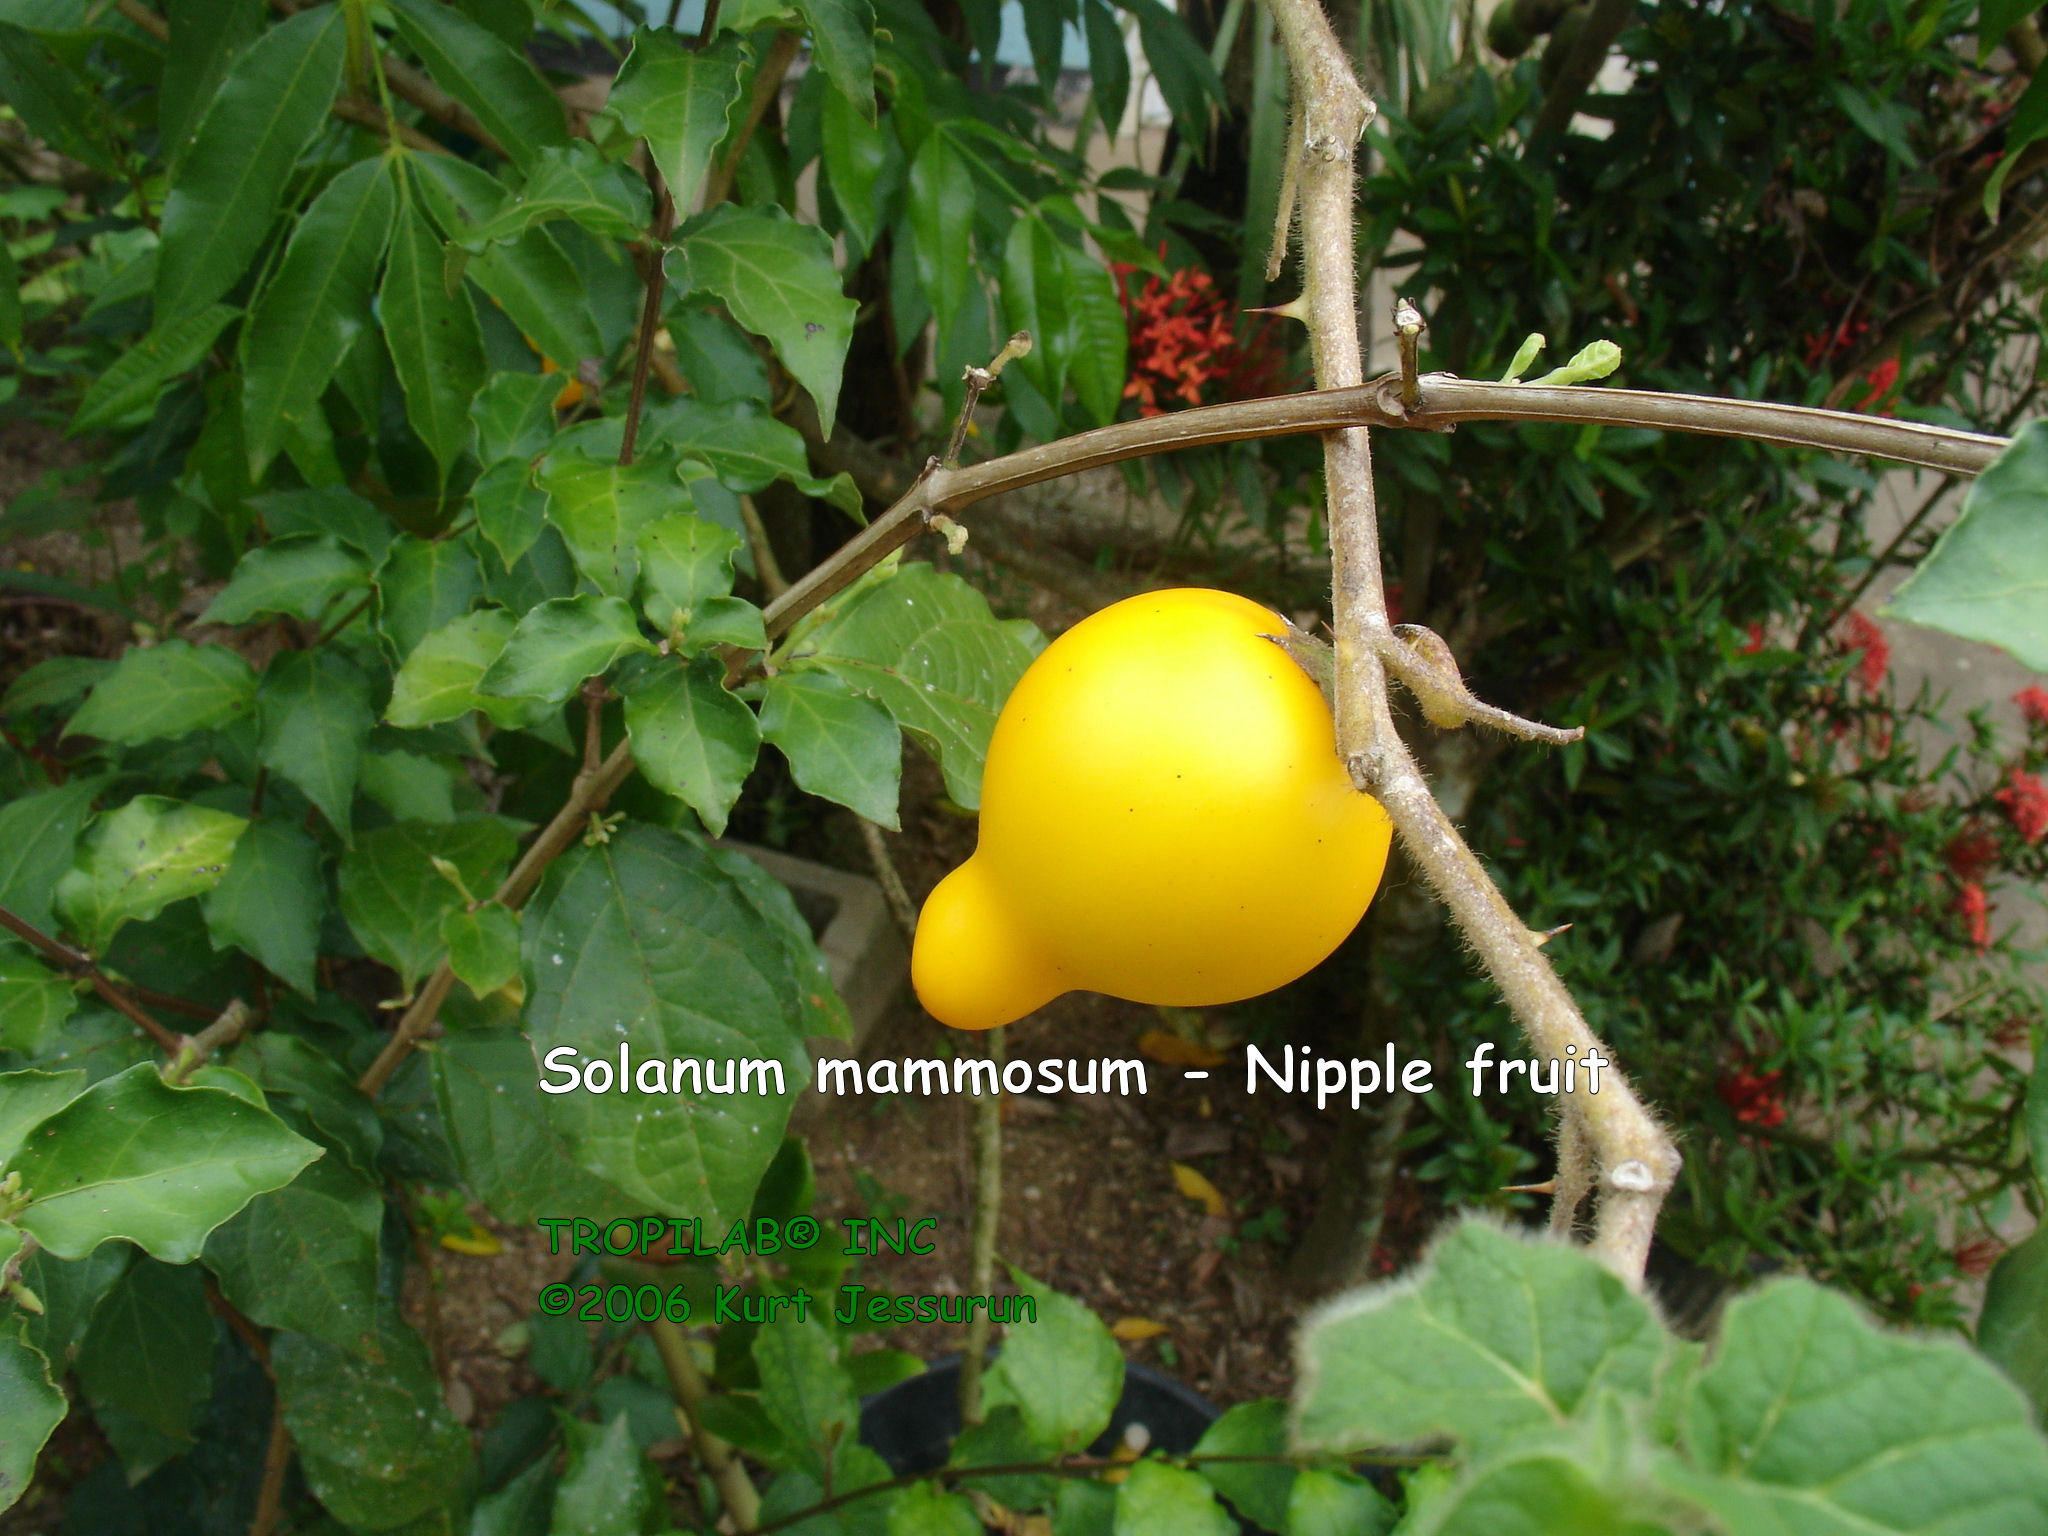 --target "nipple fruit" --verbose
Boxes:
[911,588,1394,1030]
